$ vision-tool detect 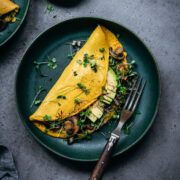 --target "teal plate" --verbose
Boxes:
[0,0,30,46]
[15,17,161,161]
